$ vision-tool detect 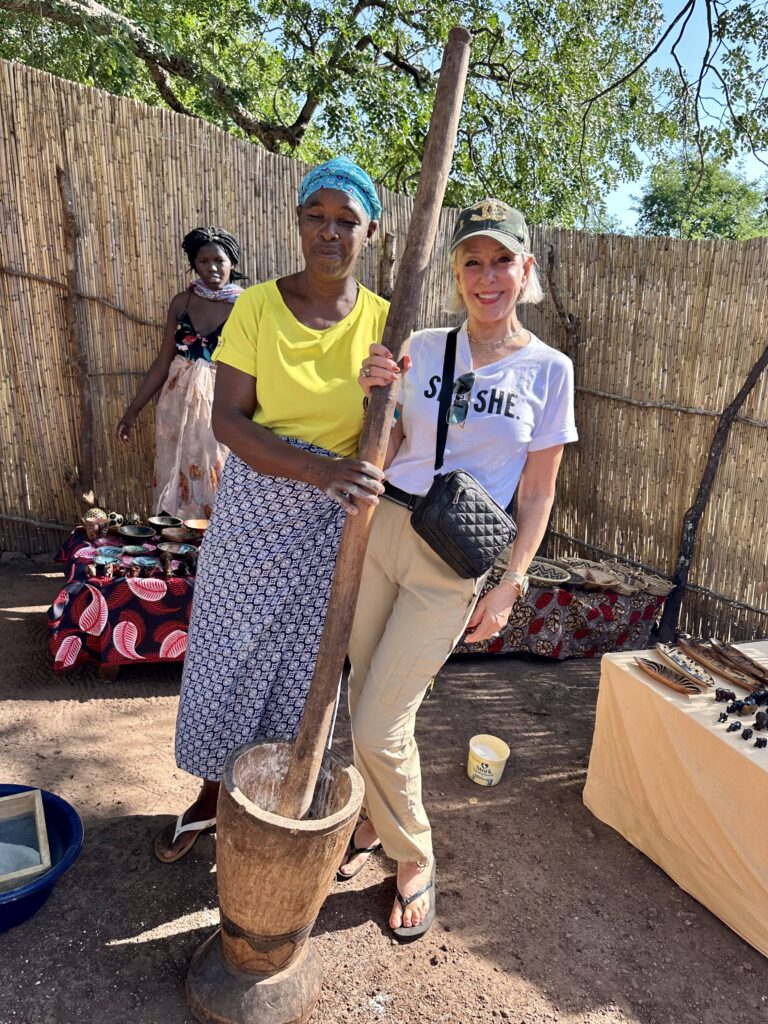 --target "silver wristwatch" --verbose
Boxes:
[501,569,529,596]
